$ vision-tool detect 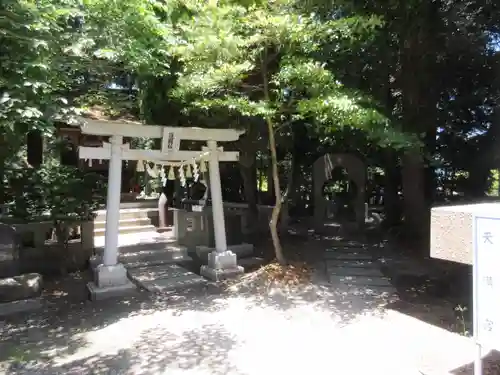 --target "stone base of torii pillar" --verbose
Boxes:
[88,263,136,301]
[200,251,244,281]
